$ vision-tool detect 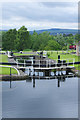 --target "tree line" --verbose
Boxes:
[1,26,80,51]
